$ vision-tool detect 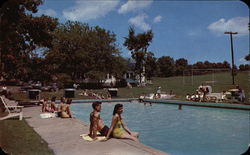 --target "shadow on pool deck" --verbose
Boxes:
[23,106,169,155]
